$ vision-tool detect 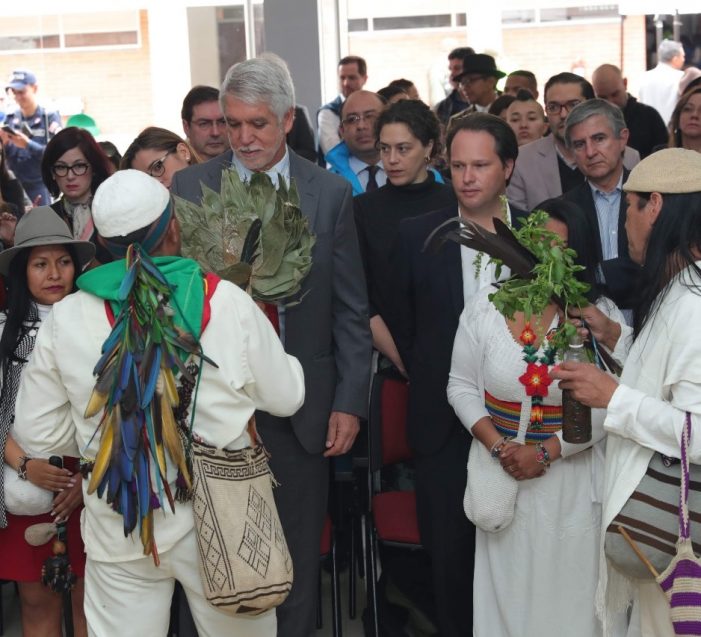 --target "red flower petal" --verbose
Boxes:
[518,363,552,397]
[519,325,536,345]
